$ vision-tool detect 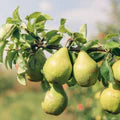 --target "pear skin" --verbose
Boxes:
[100,84,120,114]
[112,60,120,82]
[43,47,72,84]
[42,84,68,115]
[26,49,46,82]
[73,51,98,87]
